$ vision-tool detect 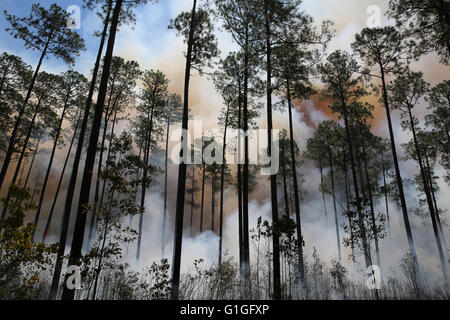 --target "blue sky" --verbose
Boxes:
[0,0,183,75]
